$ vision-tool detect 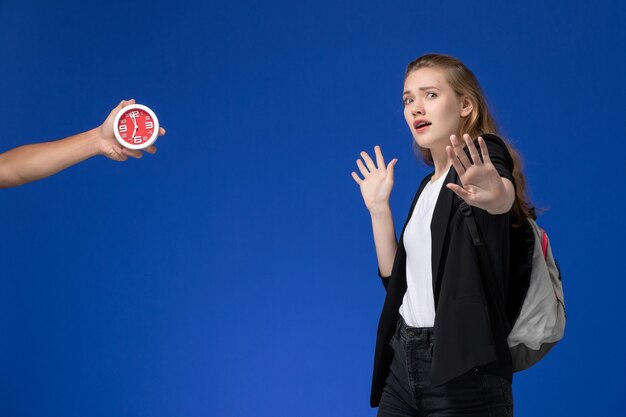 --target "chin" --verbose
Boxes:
[414,131,451,150]
[413,133,437,149]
